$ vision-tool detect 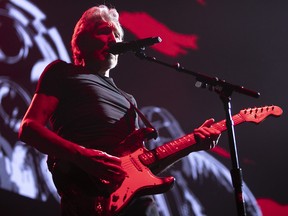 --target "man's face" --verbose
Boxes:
[83,21,122,71]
